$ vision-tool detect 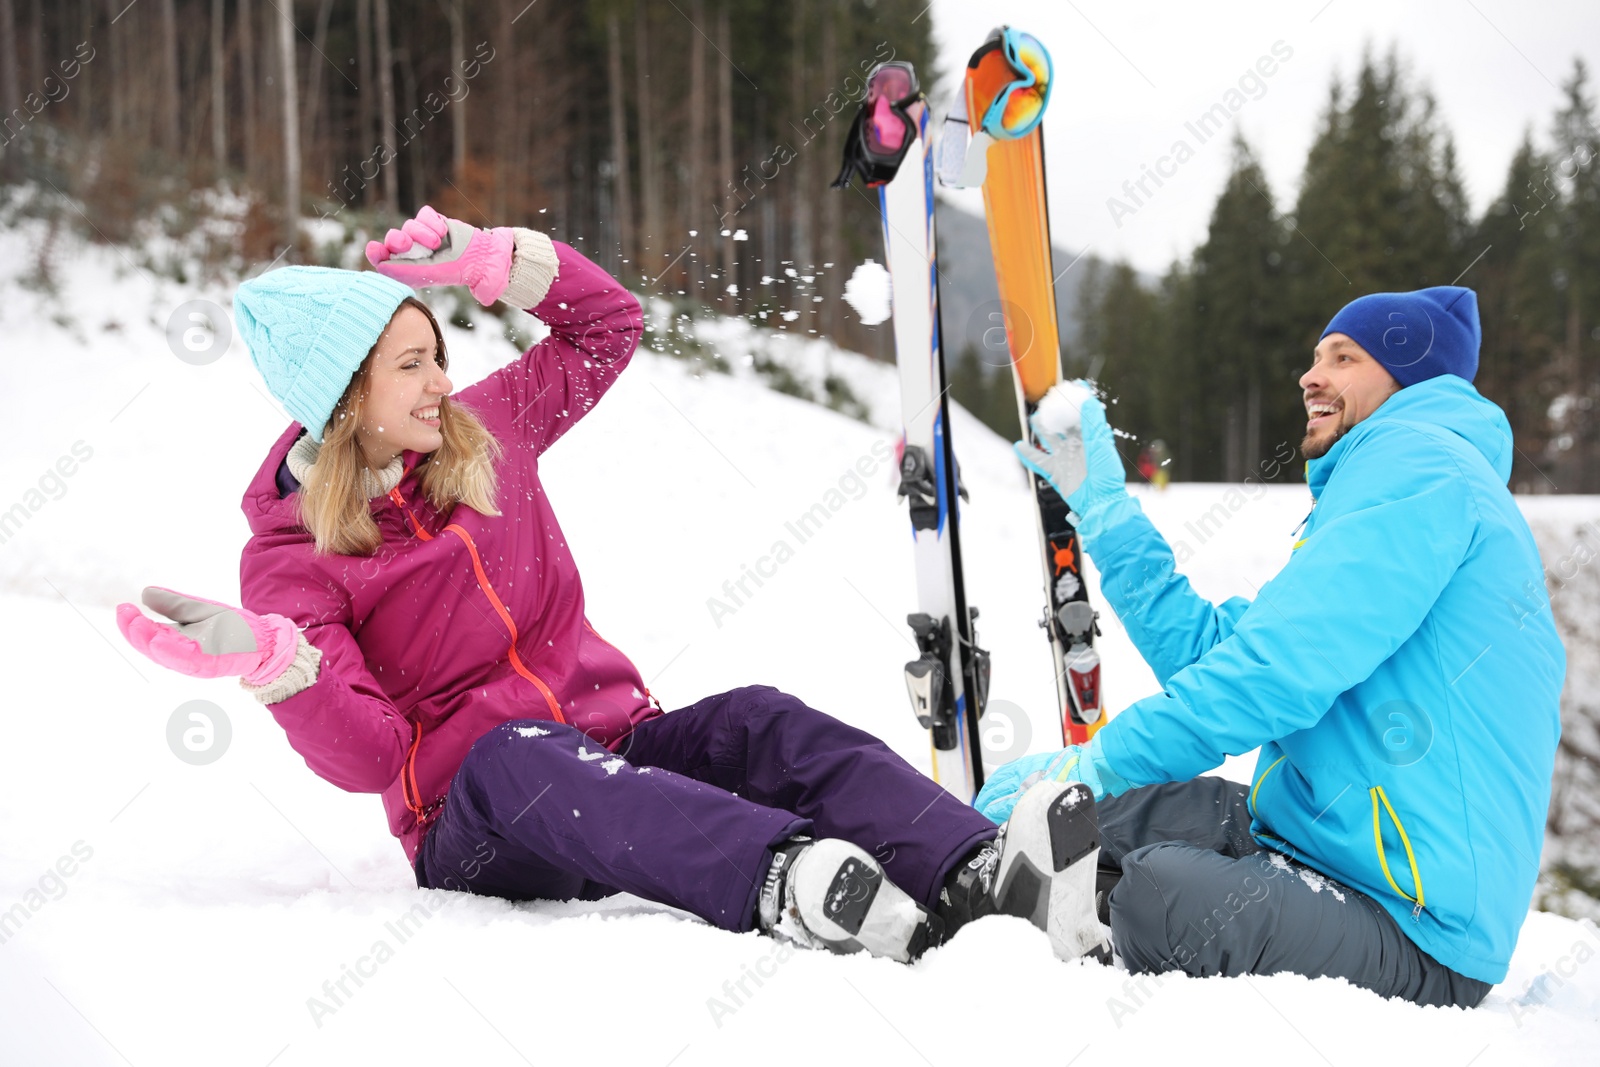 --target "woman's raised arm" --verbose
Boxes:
[367,205,643,456]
